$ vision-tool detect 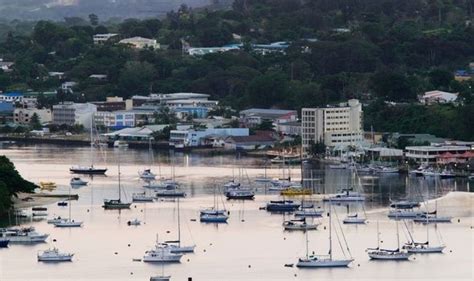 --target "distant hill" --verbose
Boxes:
[0,0,232,20]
